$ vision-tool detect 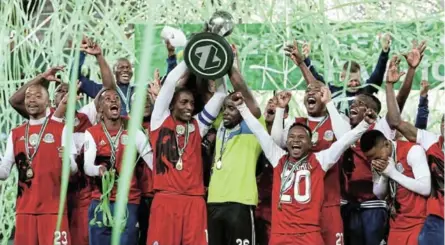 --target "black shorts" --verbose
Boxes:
[208,202,256,245]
